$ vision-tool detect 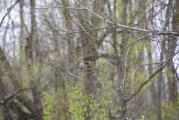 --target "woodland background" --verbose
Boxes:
[0,0,179,120]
